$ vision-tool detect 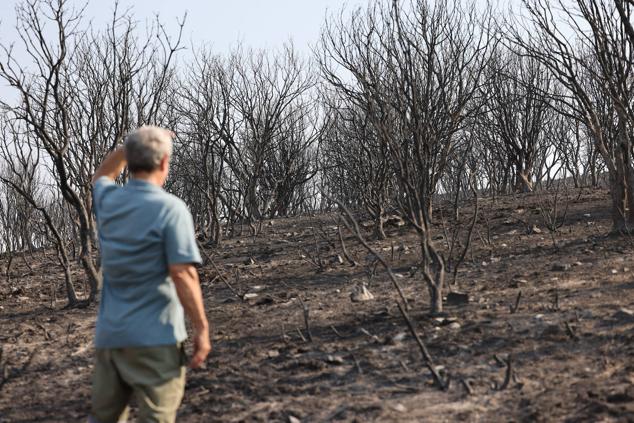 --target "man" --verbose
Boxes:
[89,126,211,423]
